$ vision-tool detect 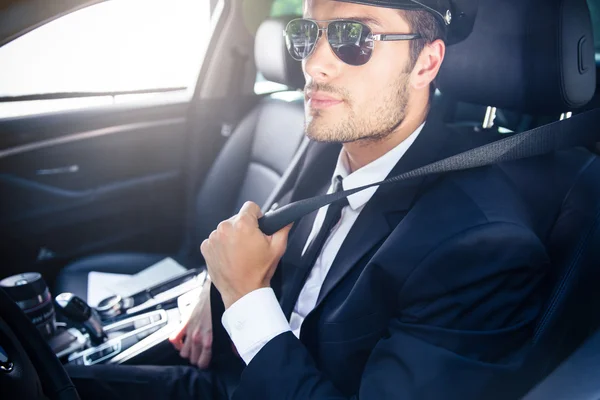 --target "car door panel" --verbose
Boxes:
[0,103,190,275]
